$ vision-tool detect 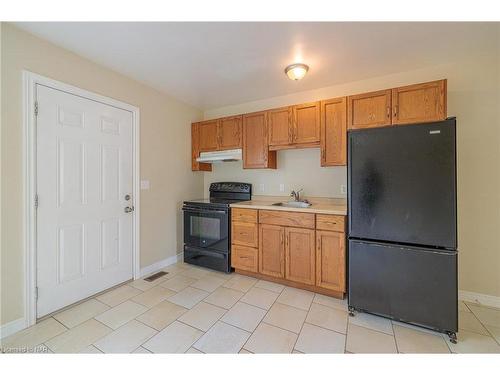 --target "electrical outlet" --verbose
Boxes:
[279,183,285,192]
[141,180,150,190]
[259,183,265,192]
[340,185,347,194]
